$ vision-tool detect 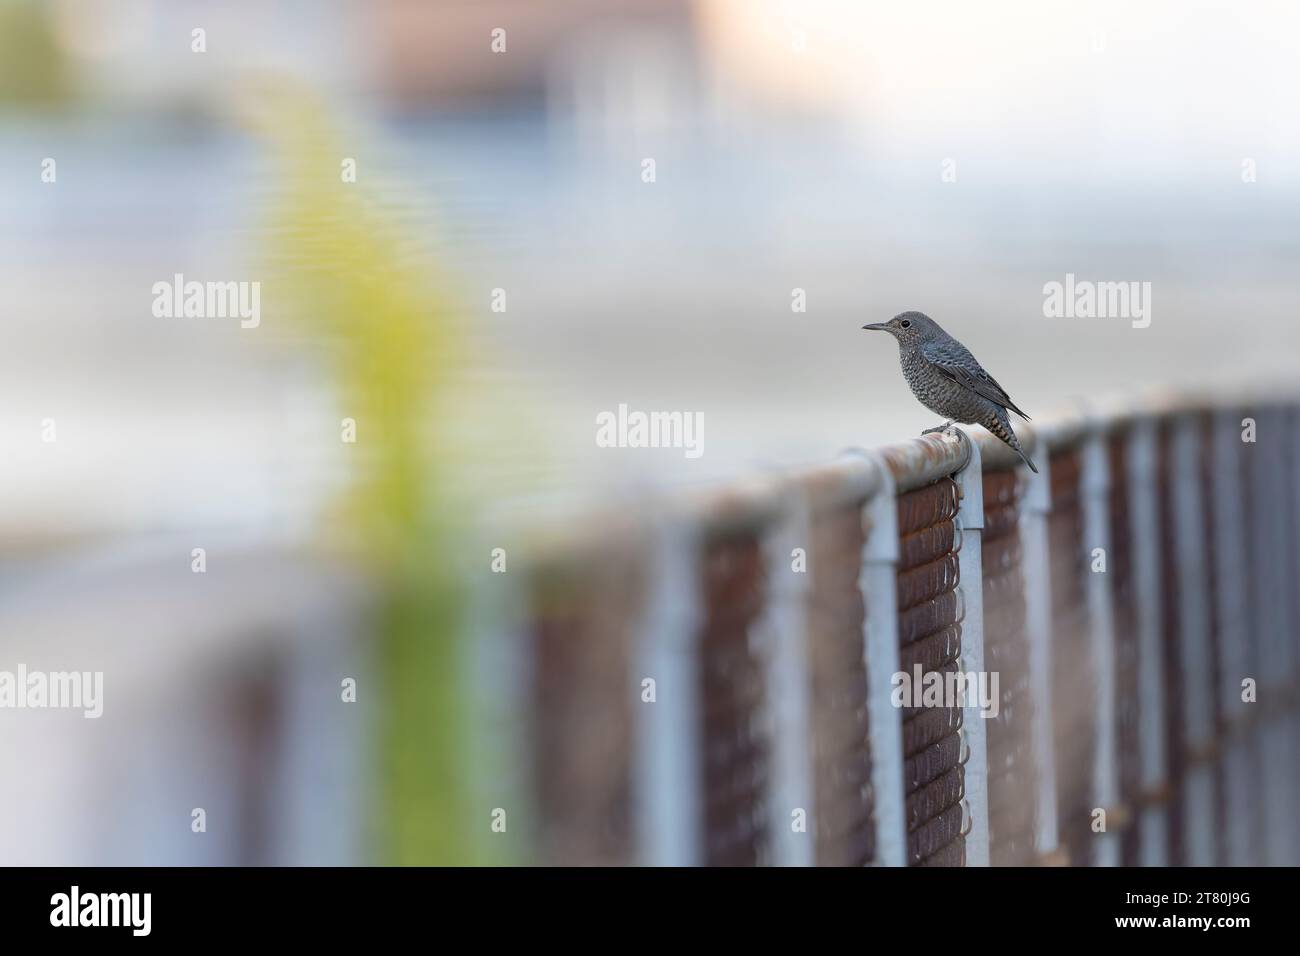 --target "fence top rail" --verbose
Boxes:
[492,452,888,568]
[997,387,1299,457]
[1072,386,1300,437]
[495,387,1300,570]
[877,431,971,492]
